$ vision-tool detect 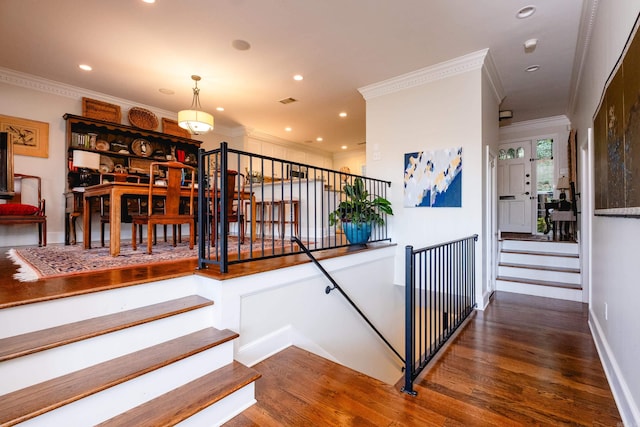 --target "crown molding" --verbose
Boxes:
[481,49,505,104]
[0,66,179,120]
[568,0,599,116]
[499,115,571,136]
[358,49,501,100]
